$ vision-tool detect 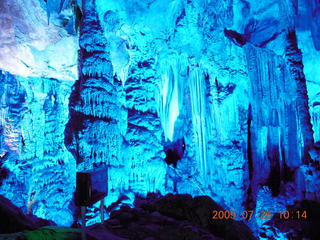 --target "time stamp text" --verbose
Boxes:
[211,210,308,220]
